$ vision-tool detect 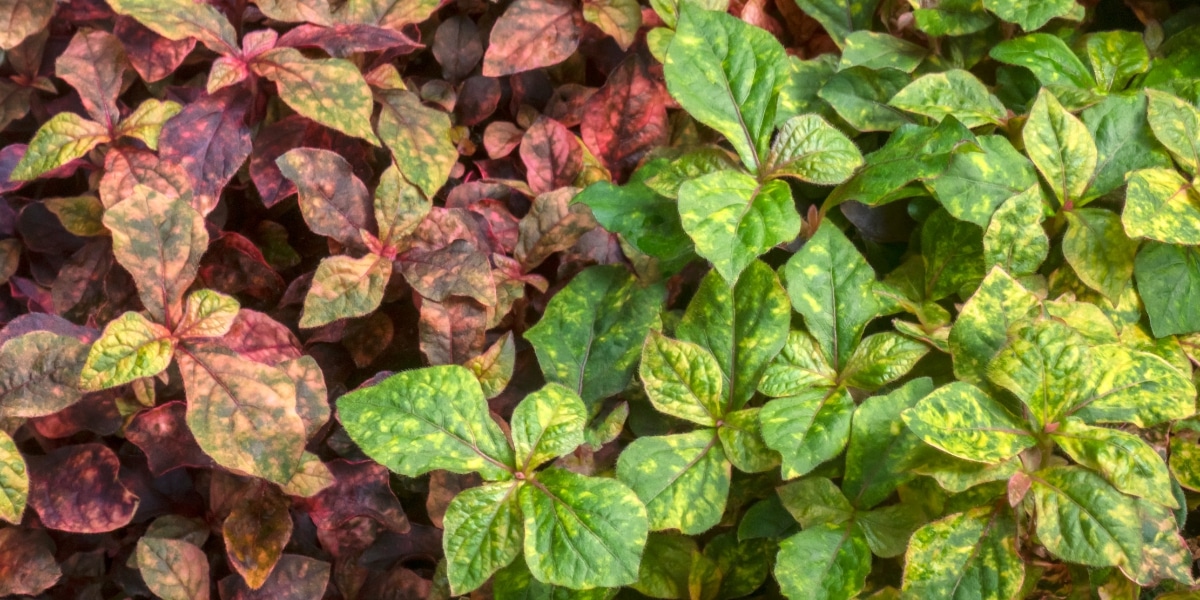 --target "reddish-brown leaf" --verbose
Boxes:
[278,355,330,439]
[255,0,334,25]
[0,145,27,194]
[342,312,394,368]
[224,484,293,589]
[433,16,482,82]
[456,75,502,126]
[581,53,669,181]
[55,29,127,130]
[126,401,219,475]
[520,116,583,194]
[29,391,122,438]
[27,444,139,533]
[401,206,489,254]
[137,536,211,600]
[218,554,330,600]
[0,0,55,50]
[115,16,196,83]
[482,0,582,77]
[0,78,34,131]
[221,309,303,364]
[299,459,410,532]
[278,23,419,57]
[196,233,286,306]
[277,148,374,249]
[417,296,486,364]
[425,470,482,528]
[99,147,194,210]
[399,238,497,306]
[545,83,597,128]
[249,116,370,208]
[158,87,253,215]
[0,528,61,596]
[514,187,597,269]
[484,121,524,159]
